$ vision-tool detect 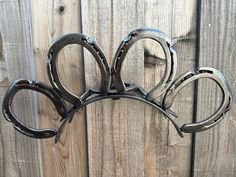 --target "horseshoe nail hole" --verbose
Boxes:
[83,46,103,91]
[12,90,61,129]
[44,132,50,137]
[81,38,87,42]
[130,33,136,38]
